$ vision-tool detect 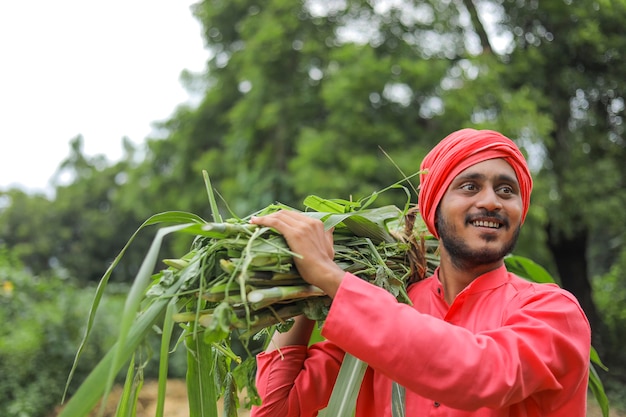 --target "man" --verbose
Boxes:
[249,128,591,416]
